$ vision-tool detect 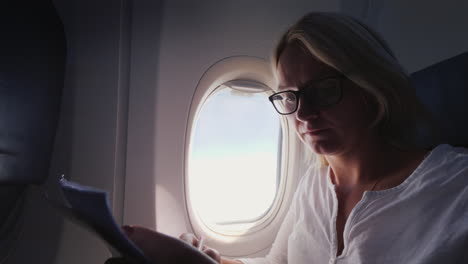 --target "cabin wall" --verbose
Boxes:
[9,0,468,263]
